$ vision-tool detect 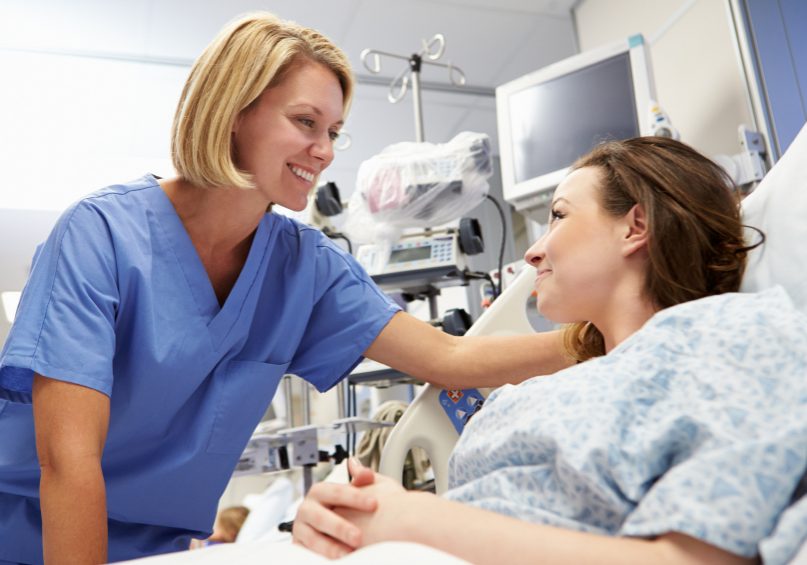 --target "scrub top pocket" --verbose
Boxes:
[206,360,288,455]
[0,397,38,468]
